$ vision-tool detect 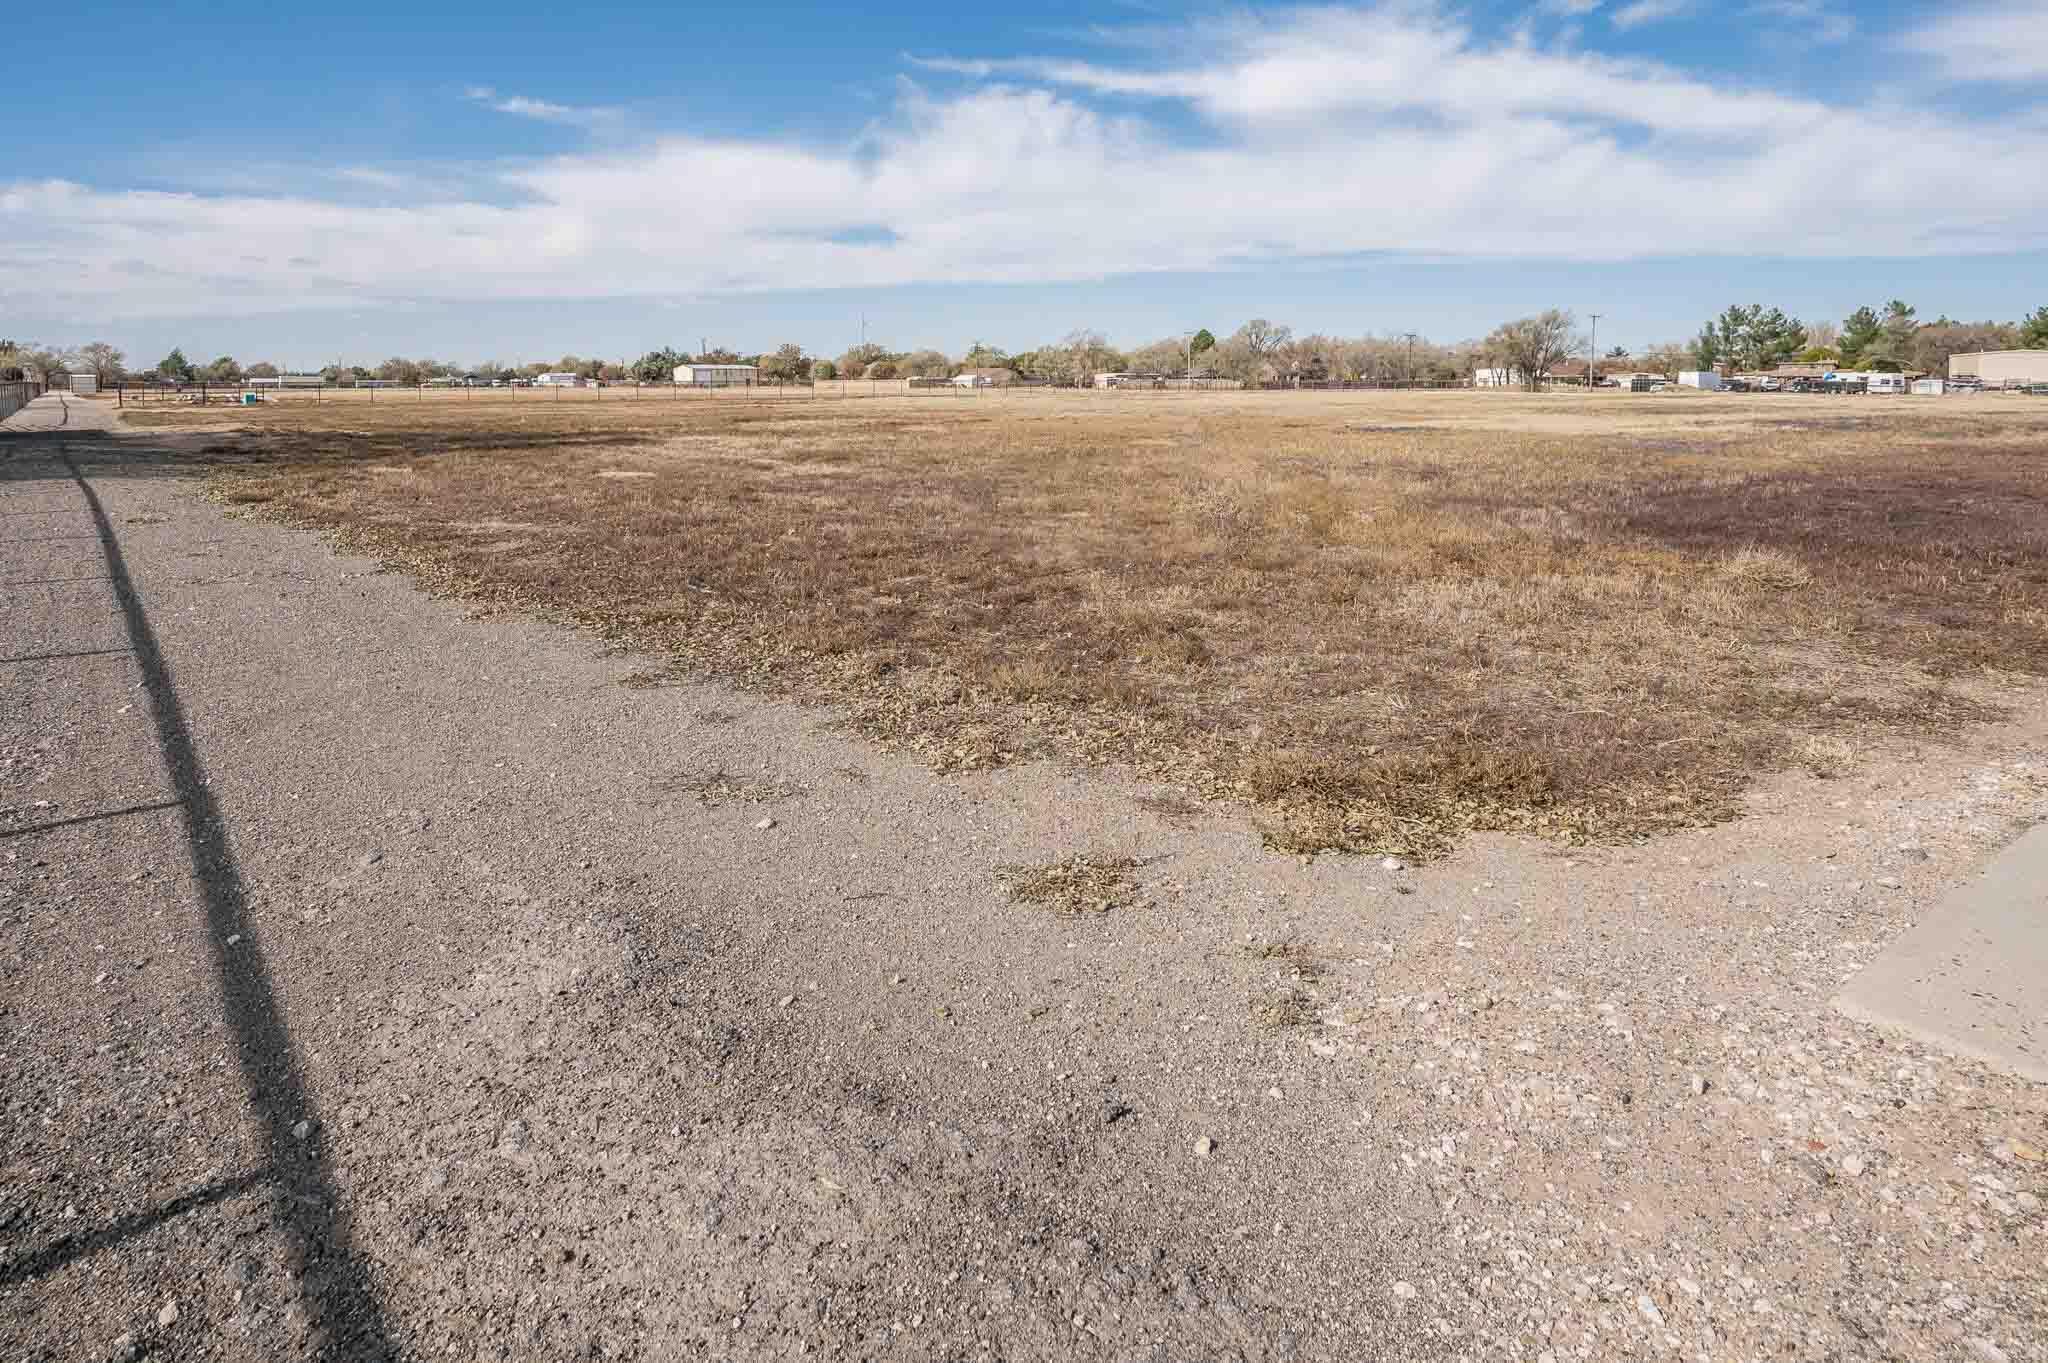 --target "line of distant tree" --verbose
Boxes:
[1681,301,2048,376]
[7,303,2042,392]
